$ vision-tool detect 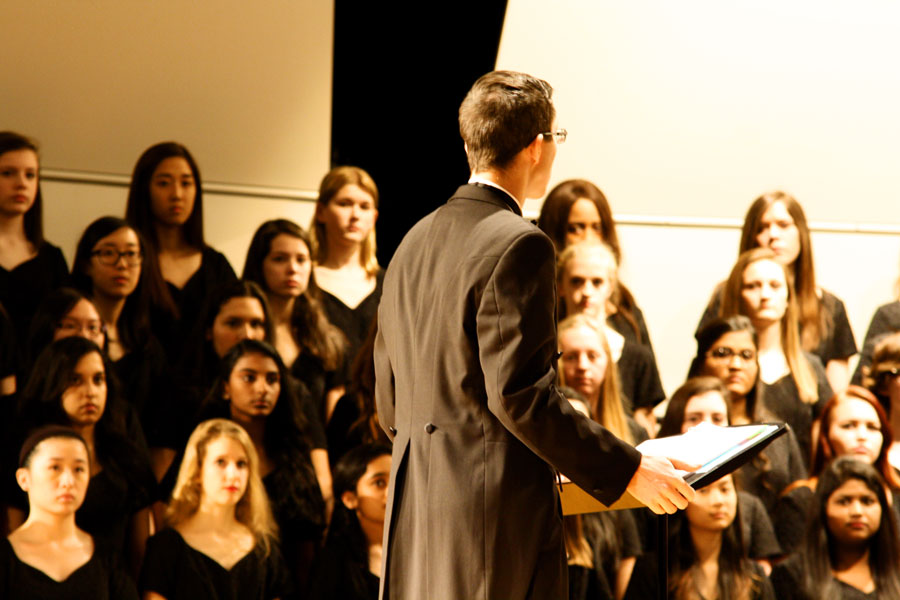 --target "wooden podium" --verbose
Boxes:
[558,423,787,600]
